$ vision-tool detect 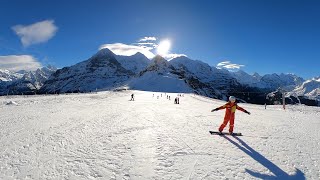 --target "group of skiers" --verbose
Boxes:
[131,93,250,135]
[150,93,182,104]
